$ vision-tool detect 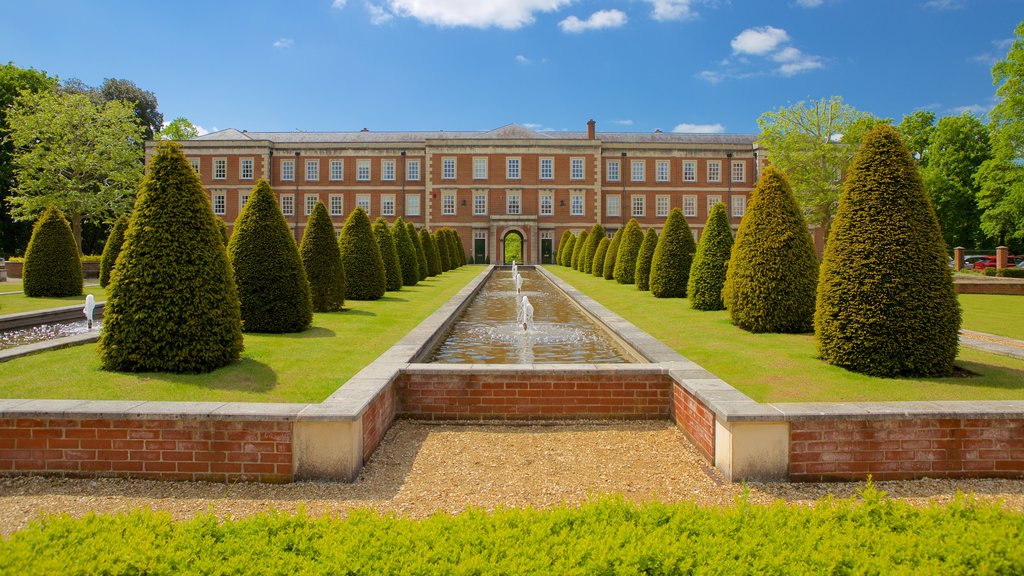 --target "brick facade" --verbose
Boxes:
[671,383,716,461]
[361,382,398,462]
